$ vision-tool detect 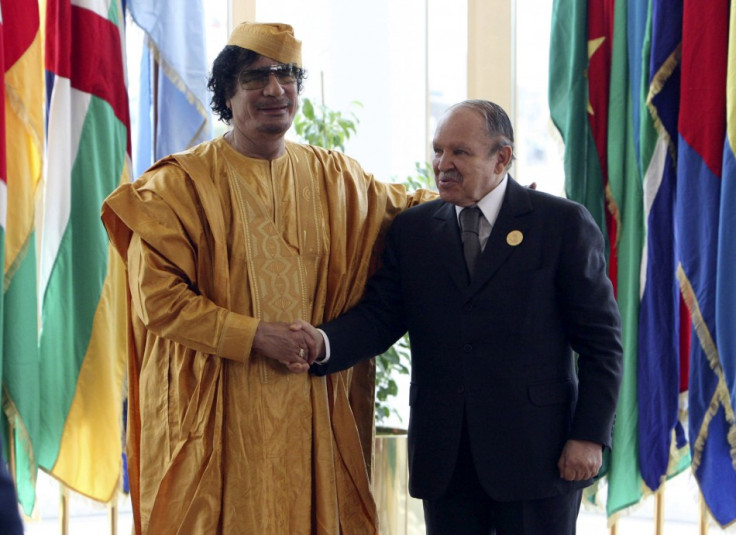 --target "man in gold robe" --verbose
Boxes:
[102,22,433,535]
